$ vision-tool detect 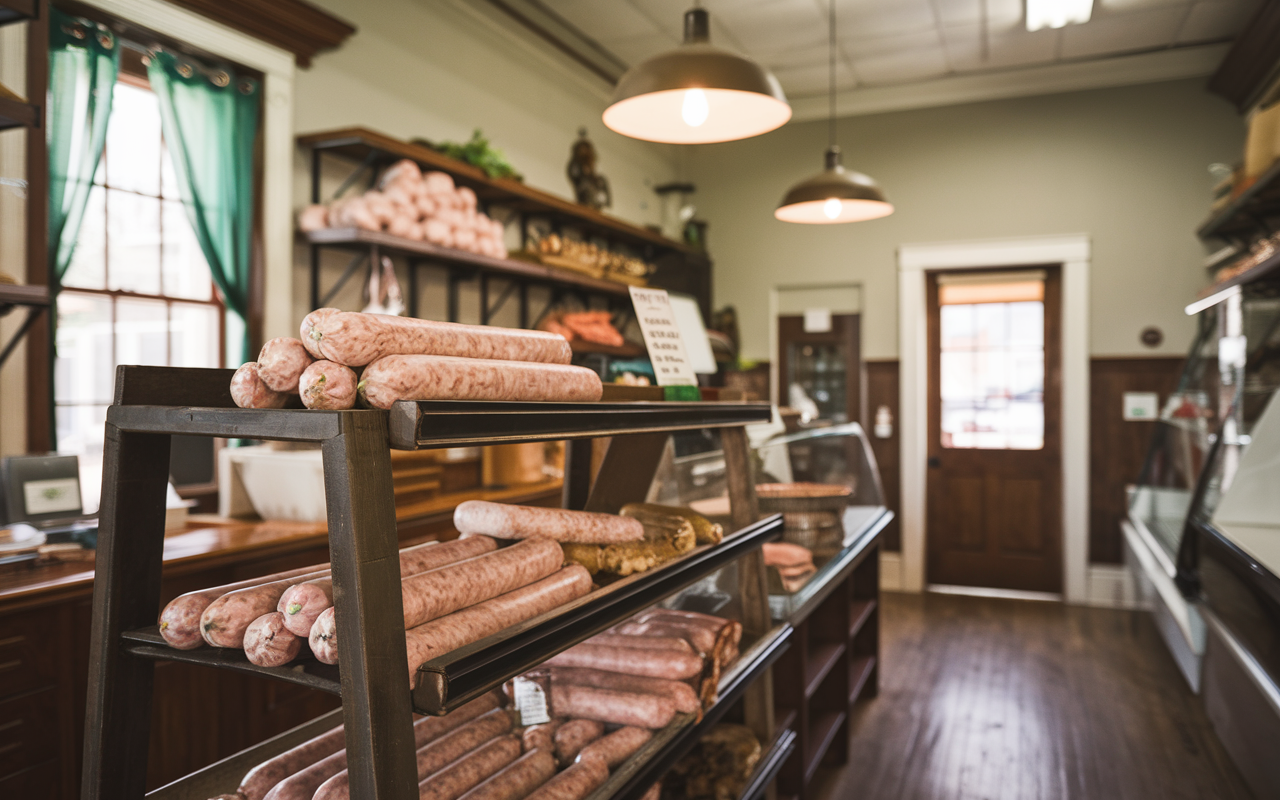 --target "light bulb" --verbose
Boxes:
[681,88,709,127]
[823,198,842,220]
